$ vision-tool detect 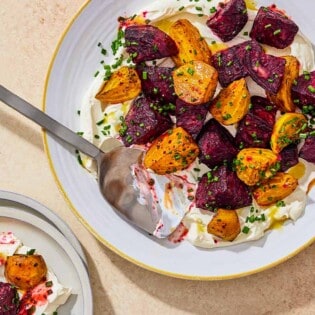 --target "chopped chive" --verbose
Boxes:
[26,248,36,255]
[242,226,250,234]
[96,119,105,126]
[179,6,185,11]
[273,29,281,35]
[308,85,315,93]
